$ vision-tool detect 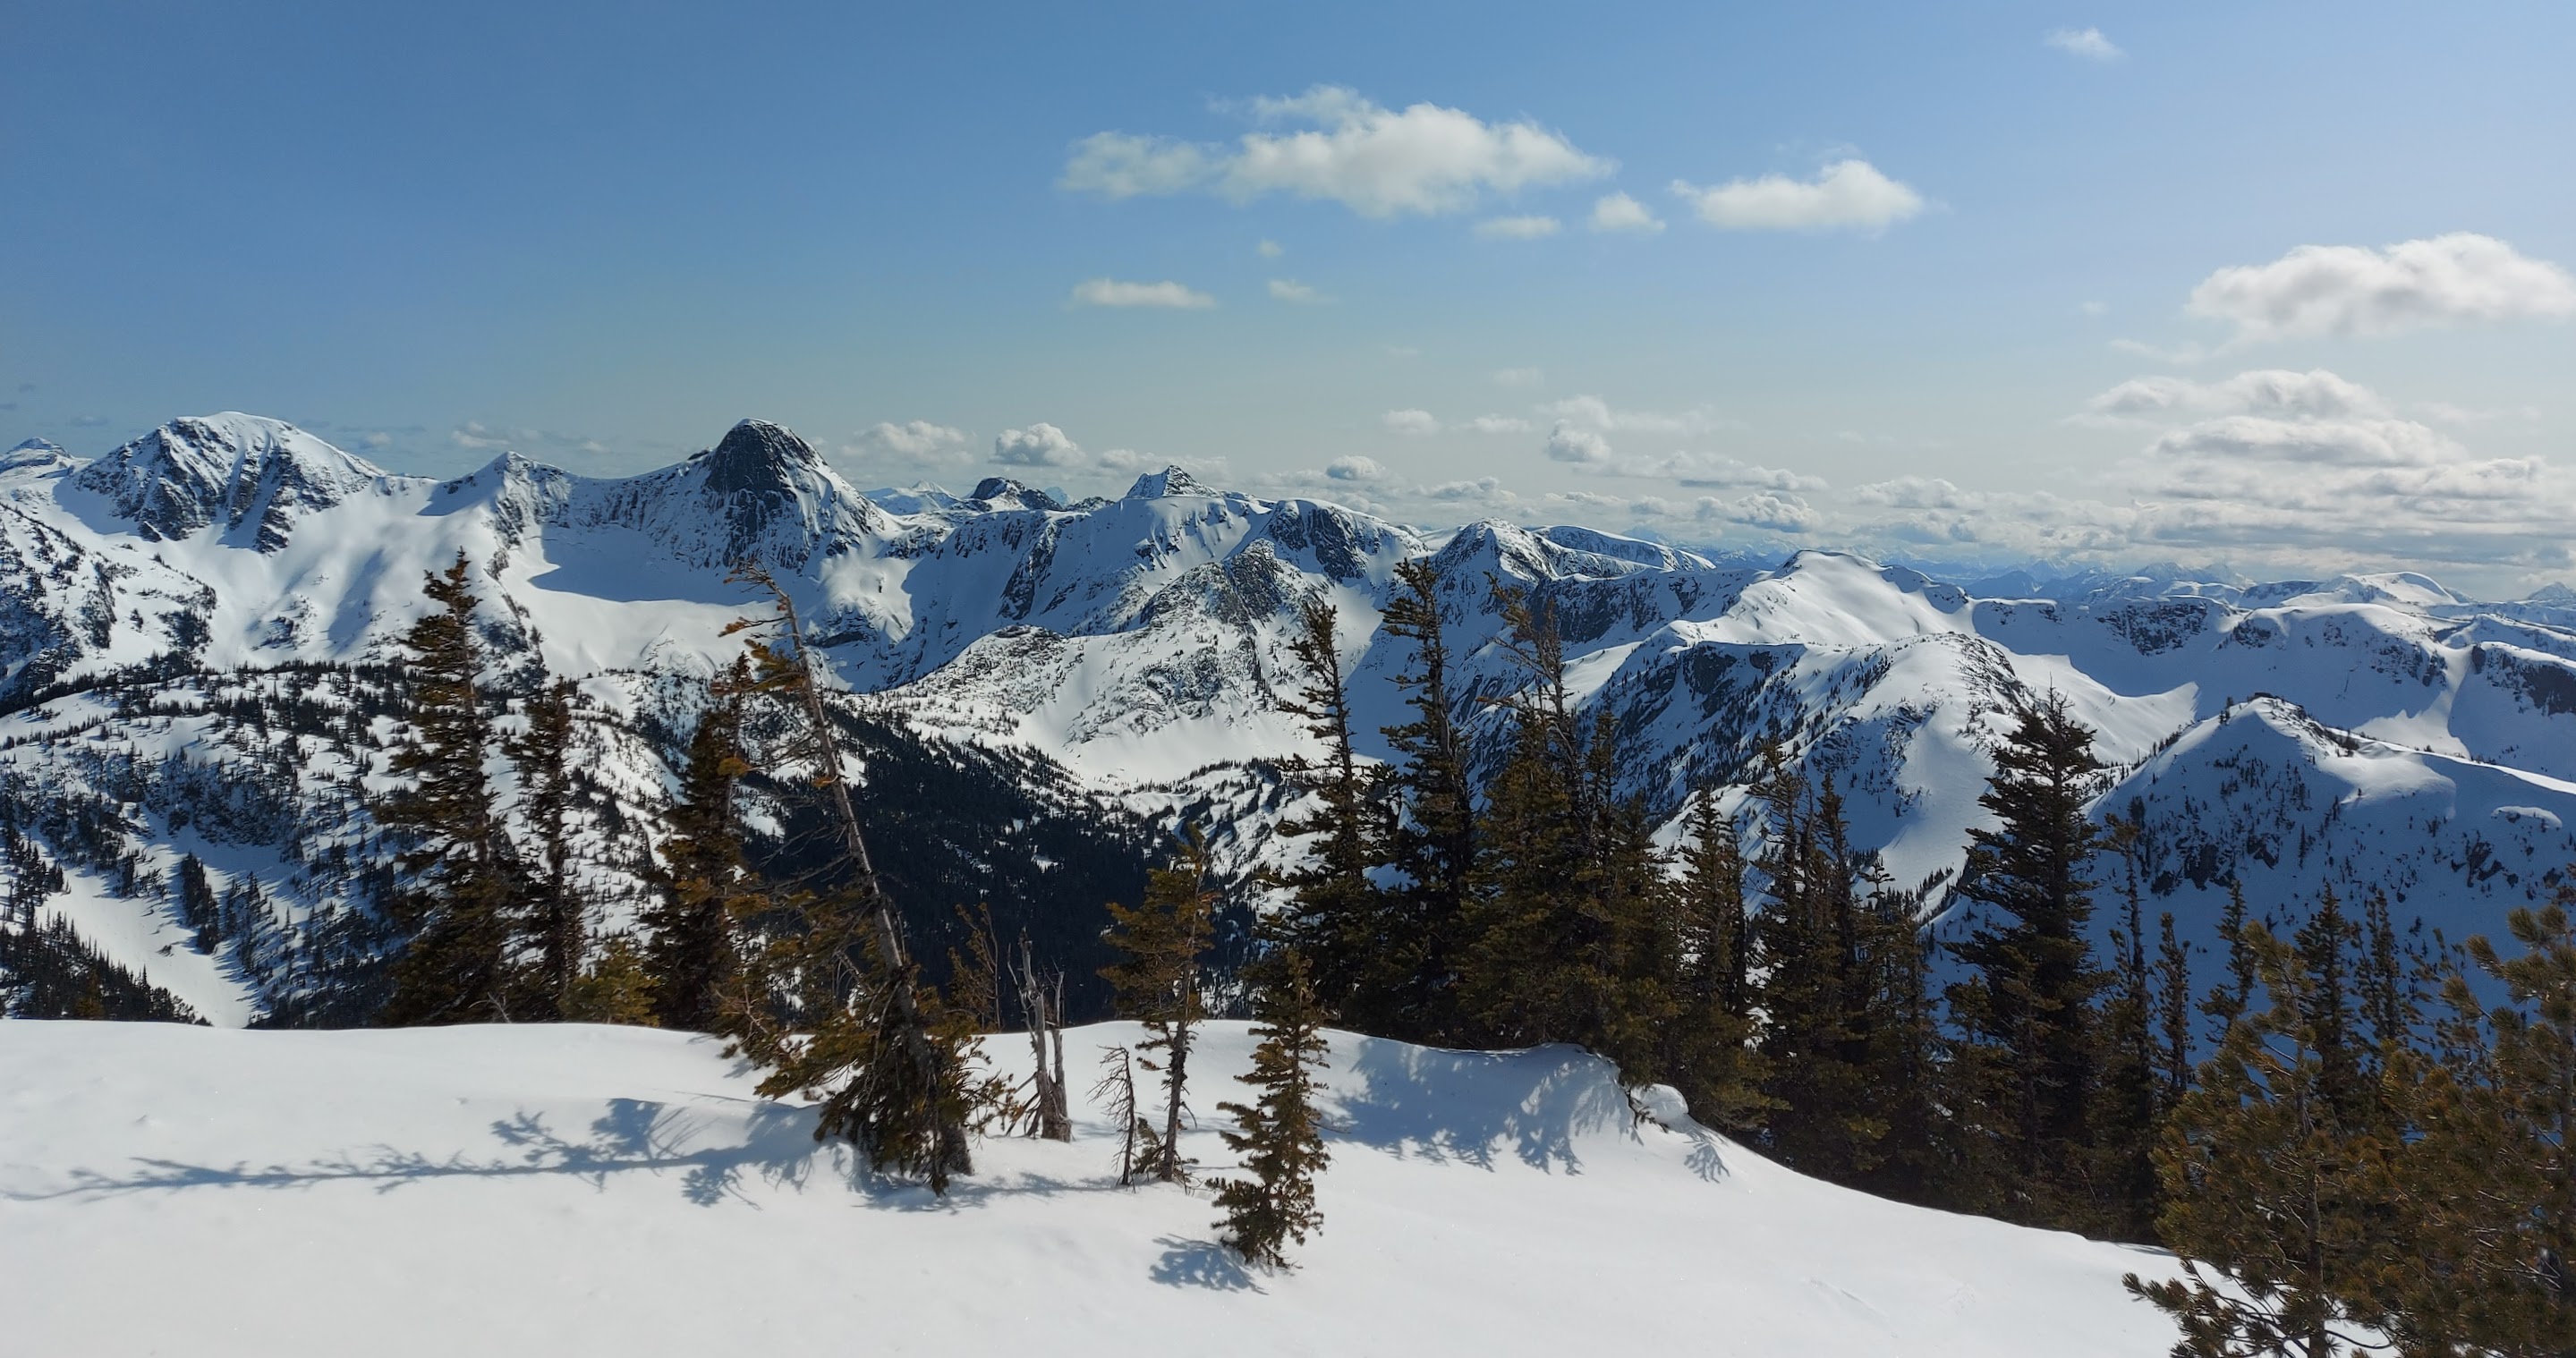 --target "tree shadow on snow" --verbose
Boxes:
[1329,1040,1634,1175]
[15,1095,1126,1212]
[1148,1236,1262,1293]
